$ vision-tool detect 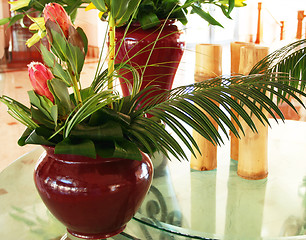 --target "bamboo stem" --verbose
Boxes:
[191,44,222,171]
[230,42,254,161]
[108,15,116,91]
[237,46,269,180]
